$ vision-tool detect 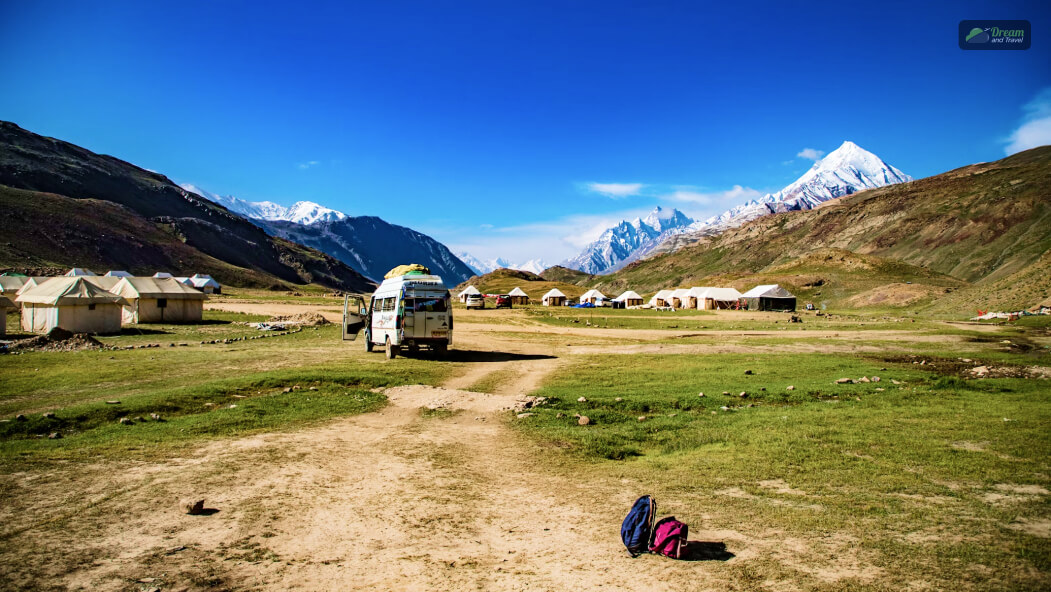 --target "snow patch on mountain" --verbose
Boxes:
[181,183,346,225]
[561,206,694,274]
[457,252,549,275]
